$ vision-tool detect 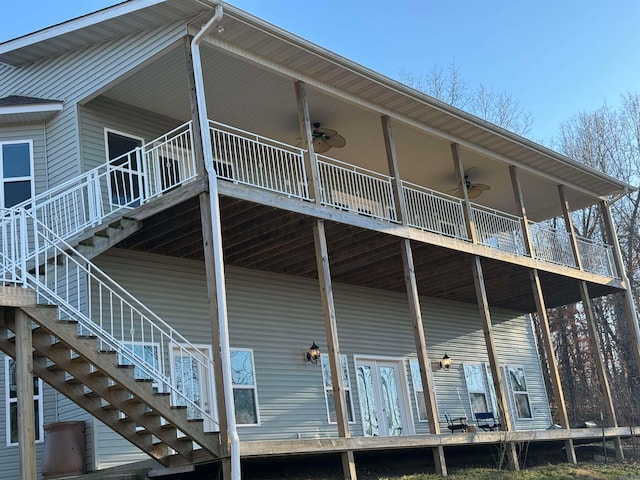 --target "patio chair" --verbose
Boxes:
[475,411,502,431]
[444,412,468,433]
